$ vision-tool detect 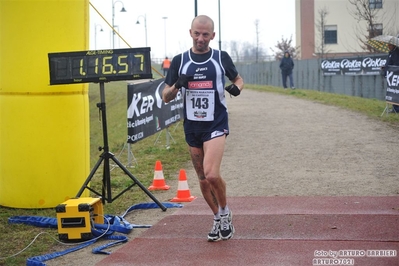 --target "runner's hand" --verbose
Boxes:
[225,84,241,96]
[175,74,192,89]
